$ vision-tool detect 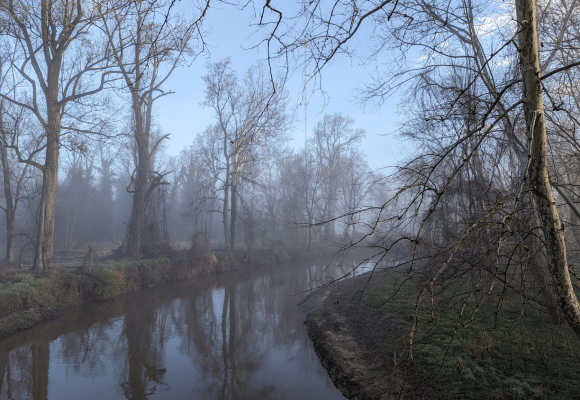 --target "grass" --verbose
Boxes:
[414,296,580,399]
[363,275,580,399]
[361,272,415,352]
[0,273,46,299]
[0,312,37,336]
[363,272,415,316]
